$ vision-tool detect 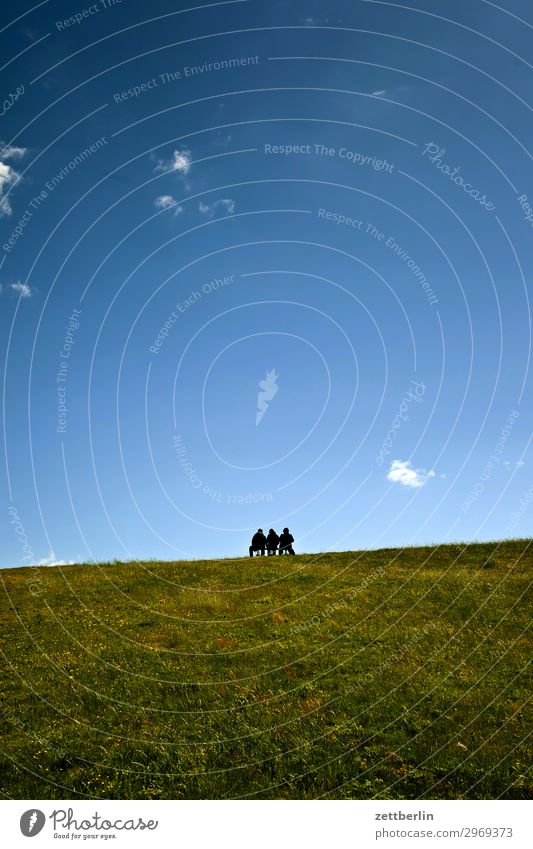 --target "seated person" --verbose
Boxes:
[266,528,280,555]
[279,527,295,555]
[249,529,267,557]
